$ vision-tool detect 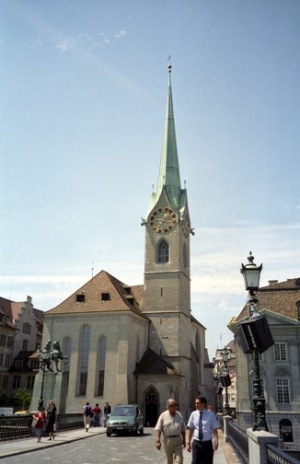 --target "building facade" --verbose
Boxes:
[228,278,300,448]
[213,341,237,417]
[0,296,44,405]
[31,68,213,422]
